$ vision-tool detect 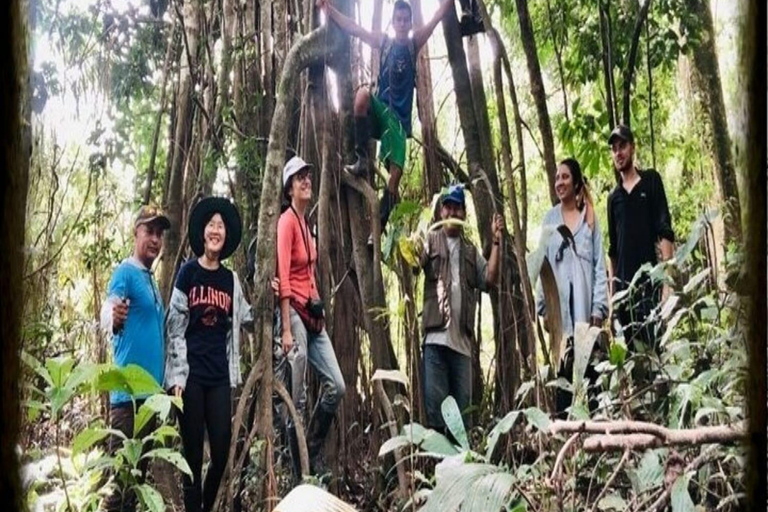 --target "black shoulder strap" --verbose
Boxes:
[290,206,314,273]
